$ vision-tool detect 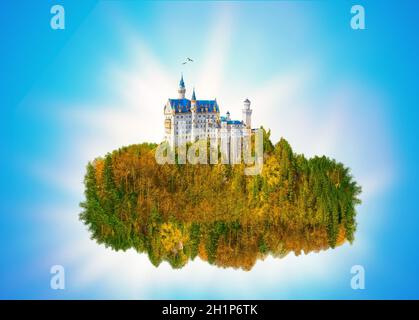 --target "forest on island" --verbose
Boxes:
[80,129,361,270]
